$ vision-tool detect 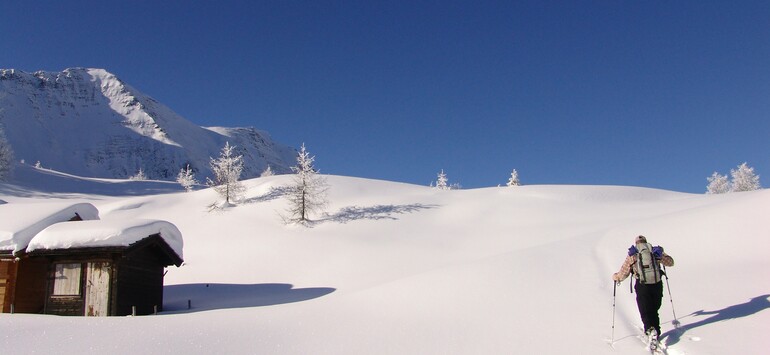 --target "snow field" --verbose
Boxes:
[1,170,768,354]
